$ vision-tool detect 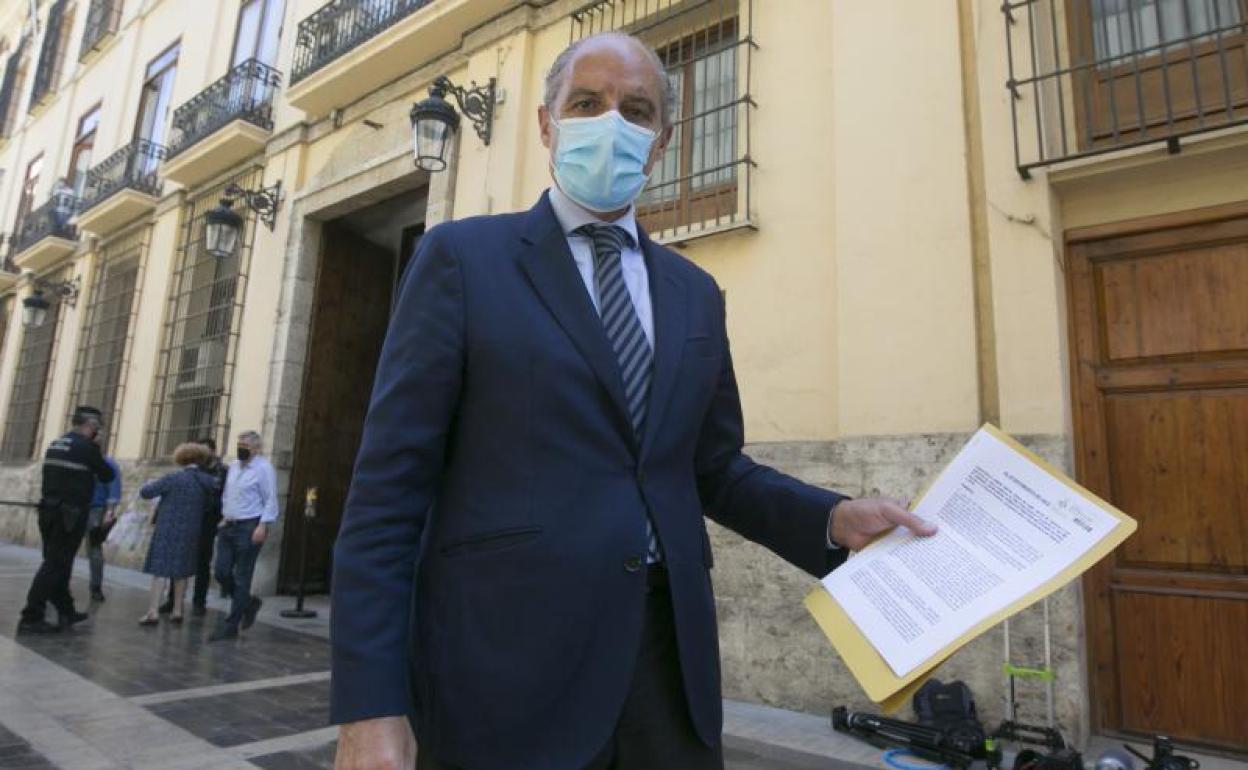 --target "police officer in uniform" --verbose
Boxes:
[18,406,117,634]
